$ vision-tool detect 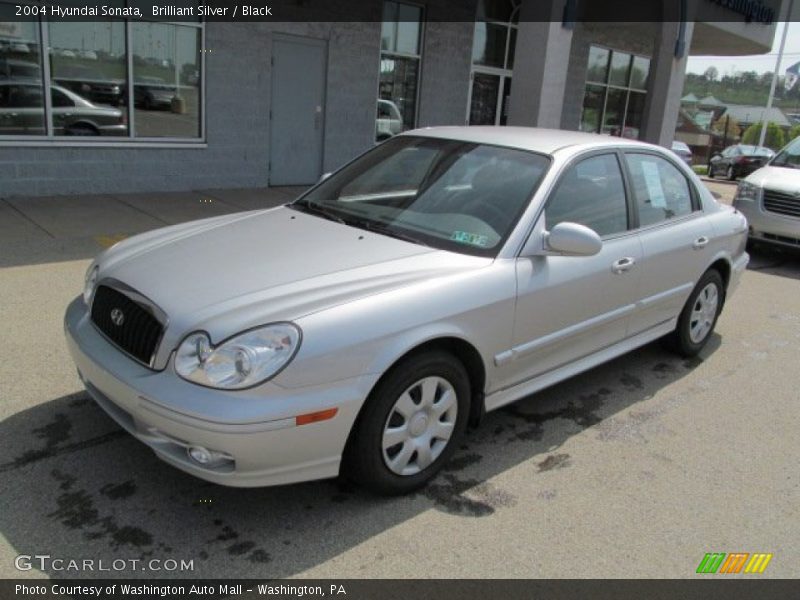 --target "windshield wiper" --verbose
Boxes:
[344,216,429,247]
[289,200,346,224]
